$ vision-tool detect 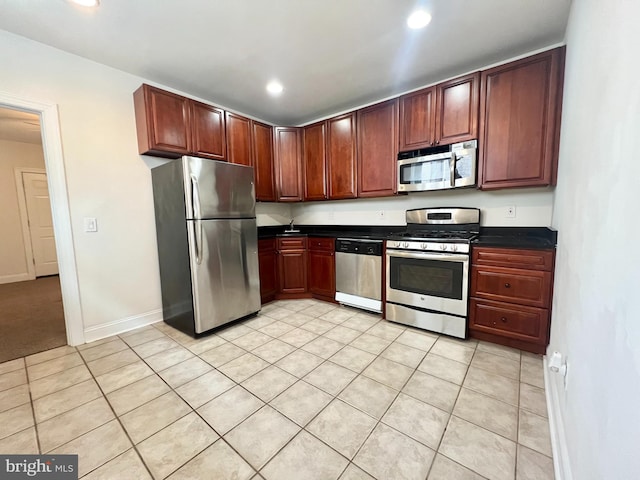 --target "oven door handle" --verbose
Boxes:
[386,249,469,263]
